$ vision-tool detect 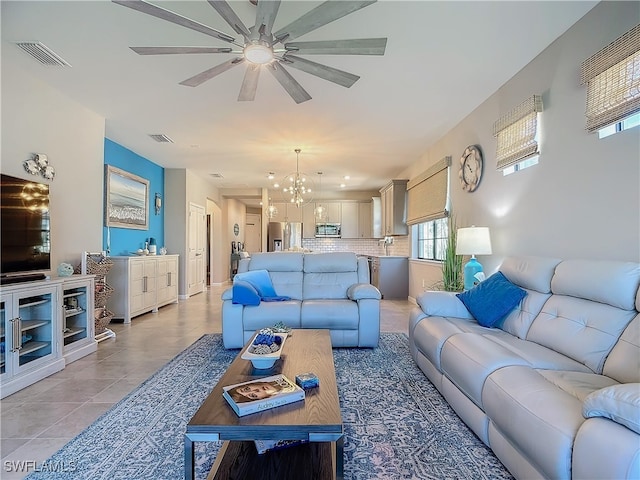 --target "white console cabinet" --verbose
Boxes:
[0,276,98,398]
[107,255,179,323]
